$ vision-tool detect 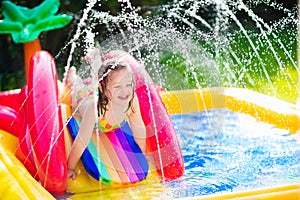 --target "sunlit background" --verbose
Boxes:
[0,0,298,104]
